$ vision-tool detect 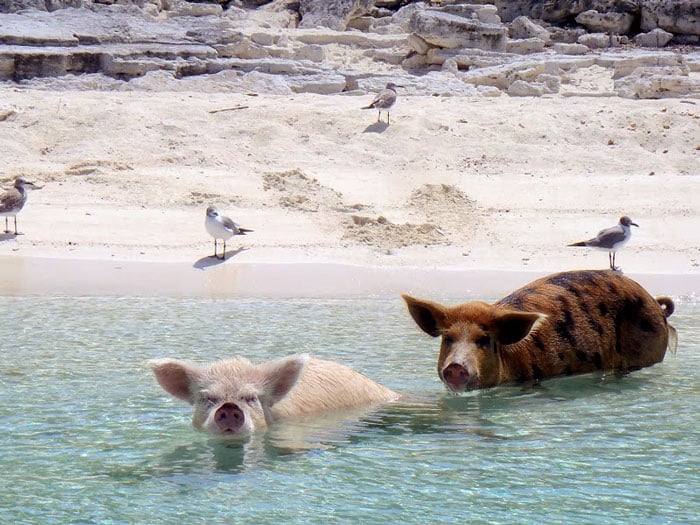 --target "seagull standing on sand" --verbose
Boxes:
[568,215,639,272]
[363,82,398,124]
[1,177,37,235]
[205,205,253,260]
